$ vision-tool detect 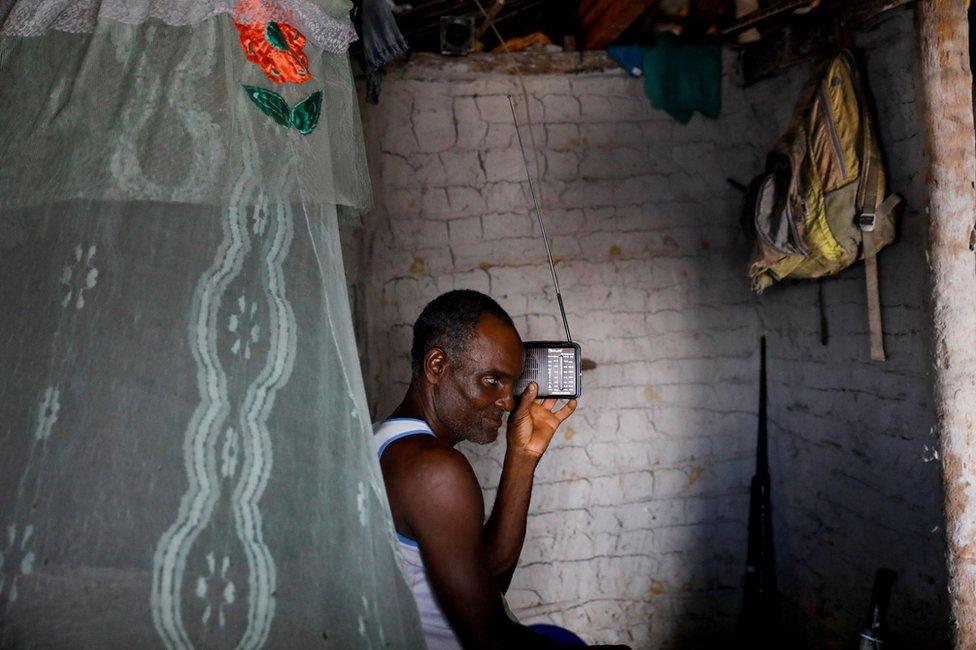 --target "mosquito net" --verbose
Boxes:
[0,2,424,648]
